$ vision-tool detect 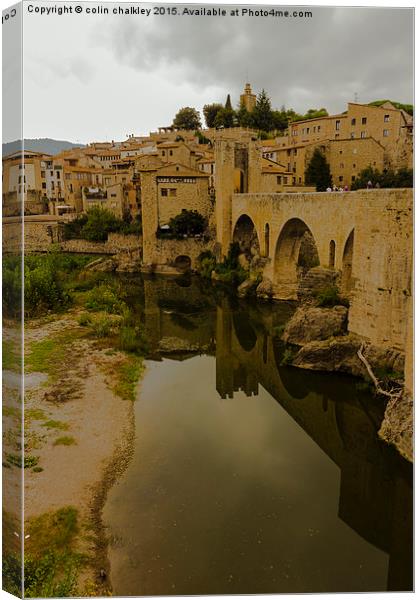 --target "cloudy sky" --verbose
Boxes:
[12,2,414,144]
